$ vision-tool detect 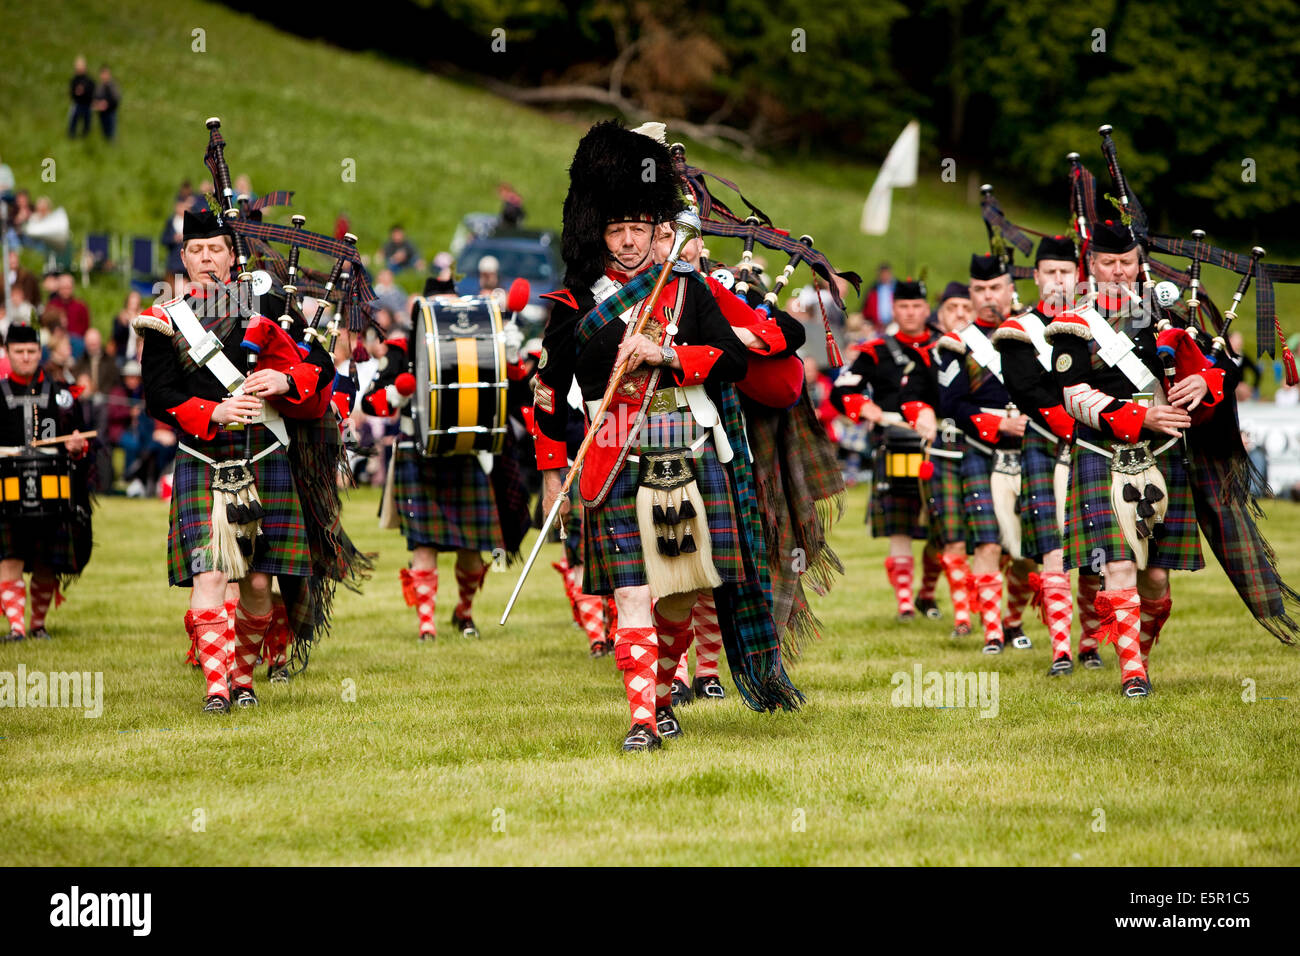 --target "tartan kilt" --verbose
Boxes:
[1063,428,1203,572]
[394,445,504,554]
[167,426,311,586]
[959,446,1001,551]
[925,443,966,547]
[0,514,78,572]
[869,444,926,539]
[581,408,742,595]
[1020,426,1063,561]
